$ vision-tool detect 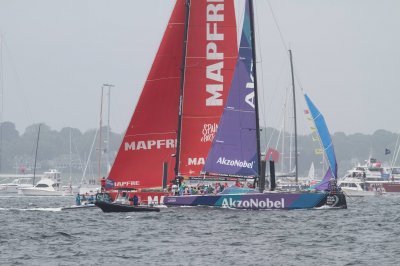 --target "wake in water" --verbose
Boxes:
[0,207,62,212]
